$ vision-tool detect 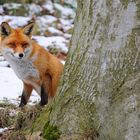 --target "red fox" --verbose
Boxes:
[0,22,63,107]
